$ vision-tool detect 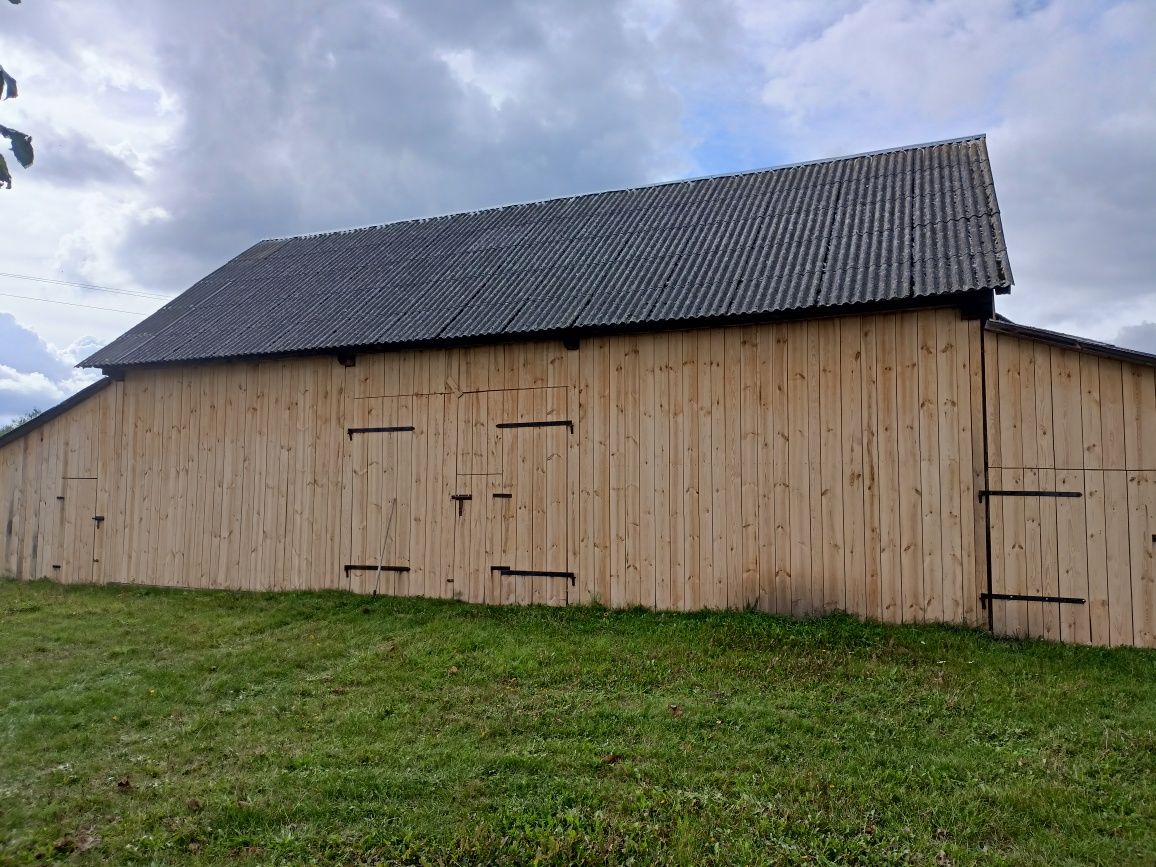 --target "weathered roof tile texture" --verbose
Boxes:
[84,134,1011,367]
